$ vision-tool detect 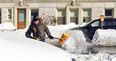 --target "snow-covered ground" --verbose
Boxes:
[0,22,16,31]
[71,53,116,61]
[0,22,116,61]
